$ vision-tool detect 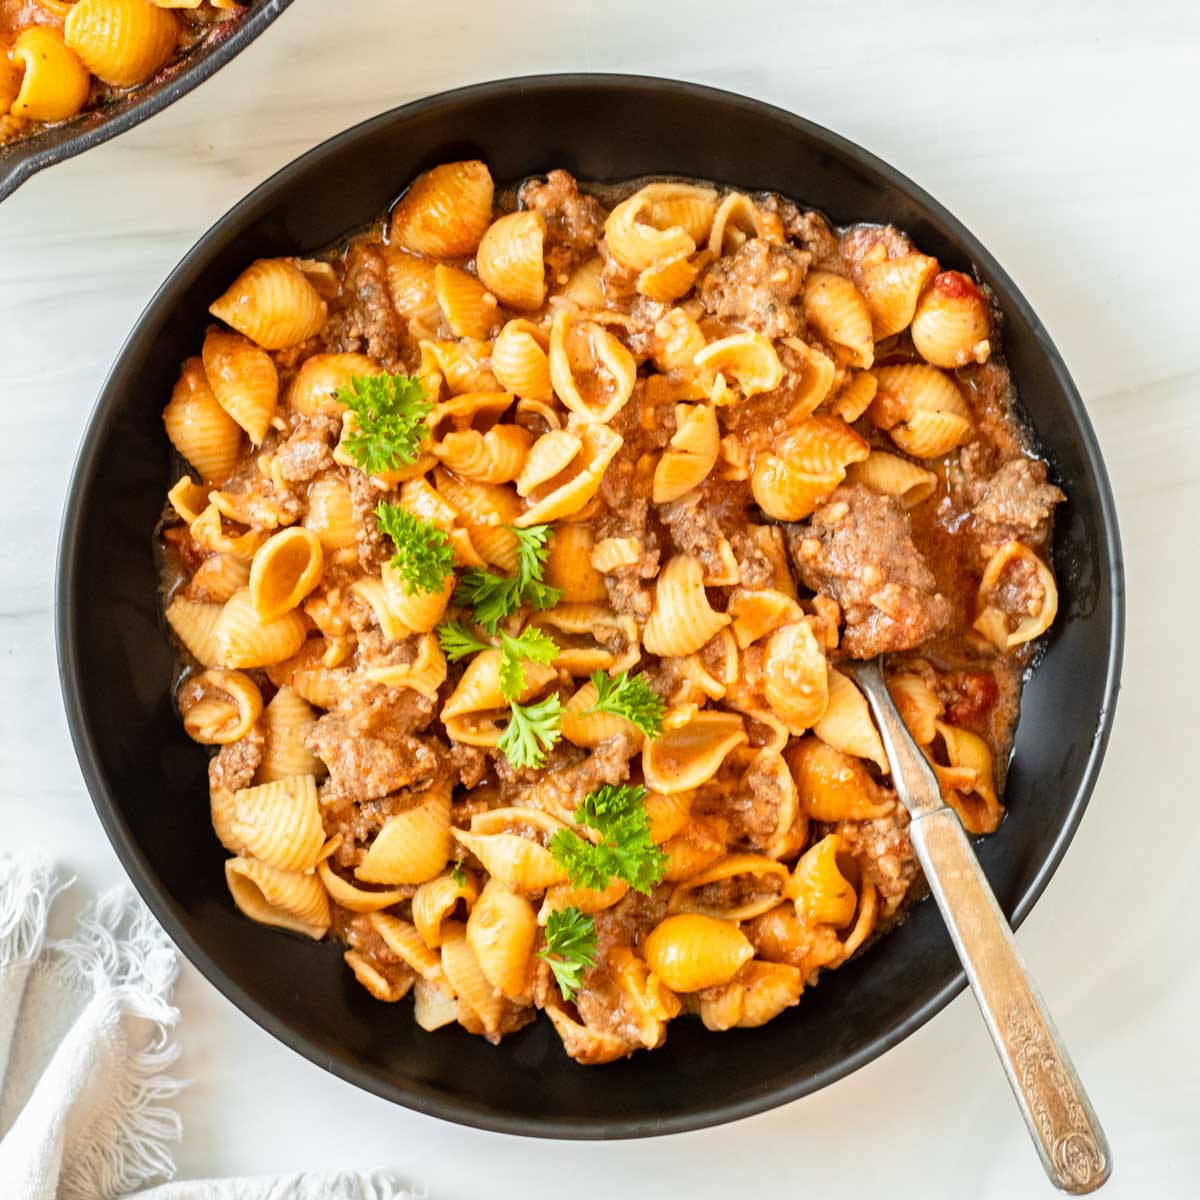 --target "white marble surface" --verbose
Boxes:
[1,0,1197,1196]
